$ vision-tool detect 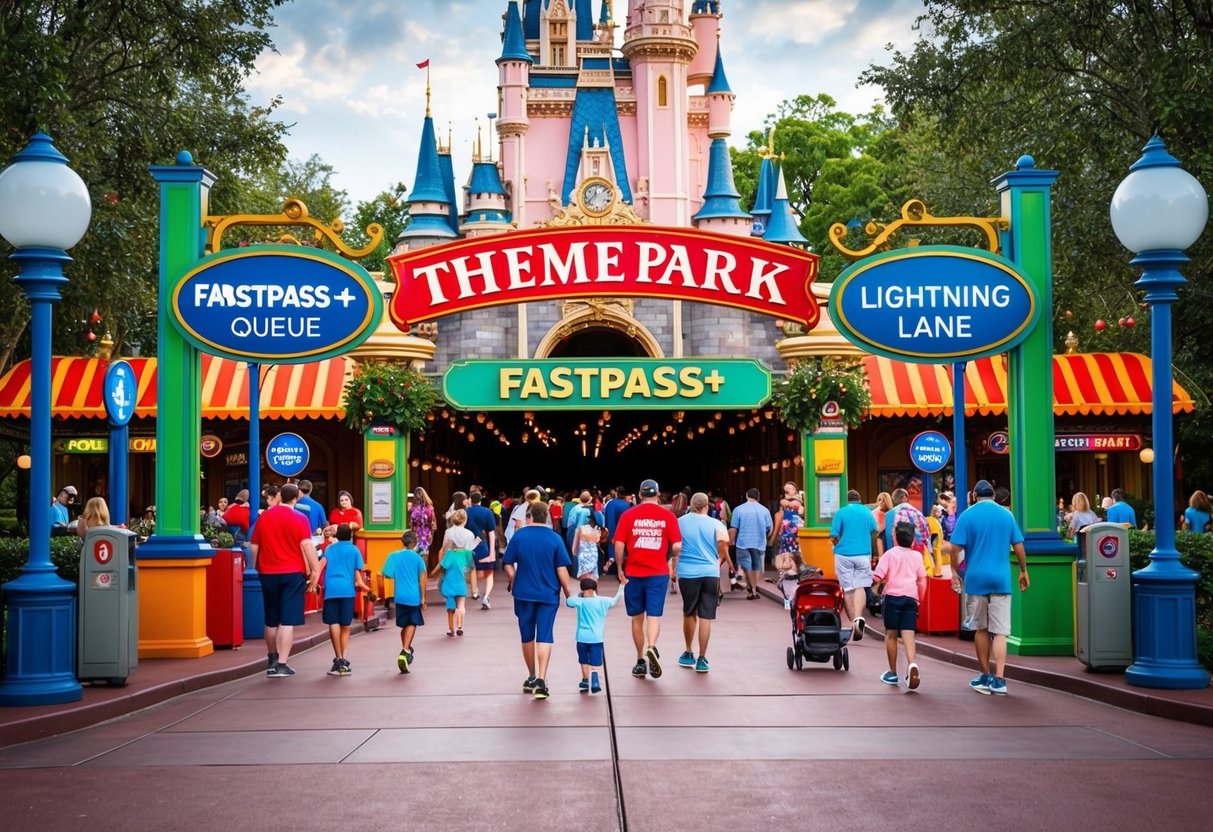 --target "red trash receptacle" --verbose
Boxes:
[206,548,244,648]
[918,576,960,634]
